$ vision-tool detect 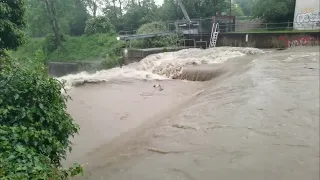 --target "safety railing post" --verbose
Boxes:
[266,23,268,30]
